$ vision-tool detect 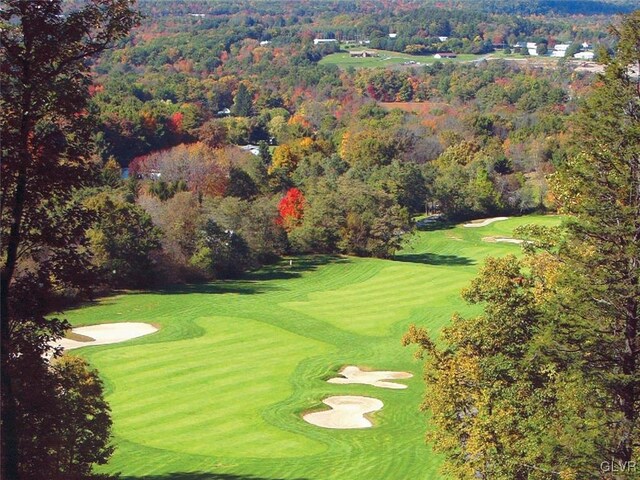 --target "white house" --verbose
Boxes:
[314,38,337,45]
[550,43,570,57]
[259,40,271,46]
[438,36,449,42]
[434,53,457,59]
[239,144,261,156]
[217,107,231,116]
[574,51,595,60]
[388,33,397,38]
[527,42,538,56]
